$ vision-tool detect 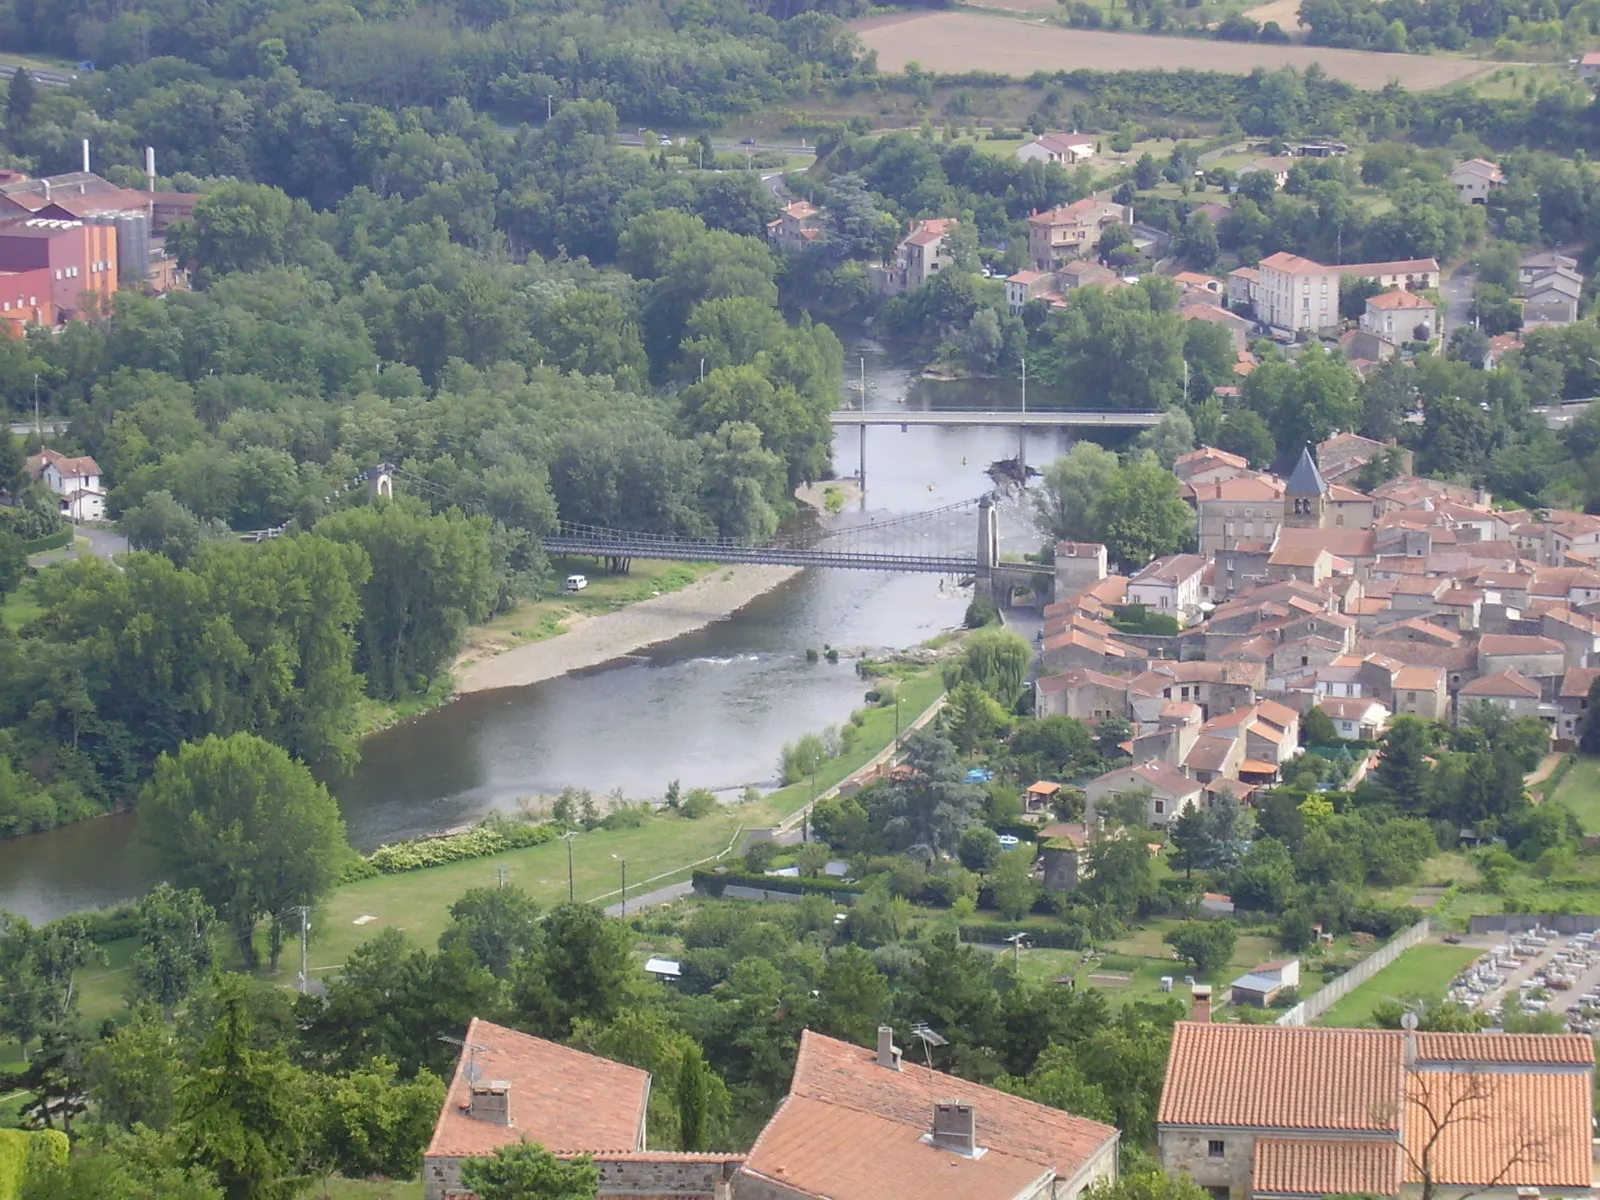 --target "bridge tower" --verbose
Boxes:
[974,494,999,601]
[368,463,395,500]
